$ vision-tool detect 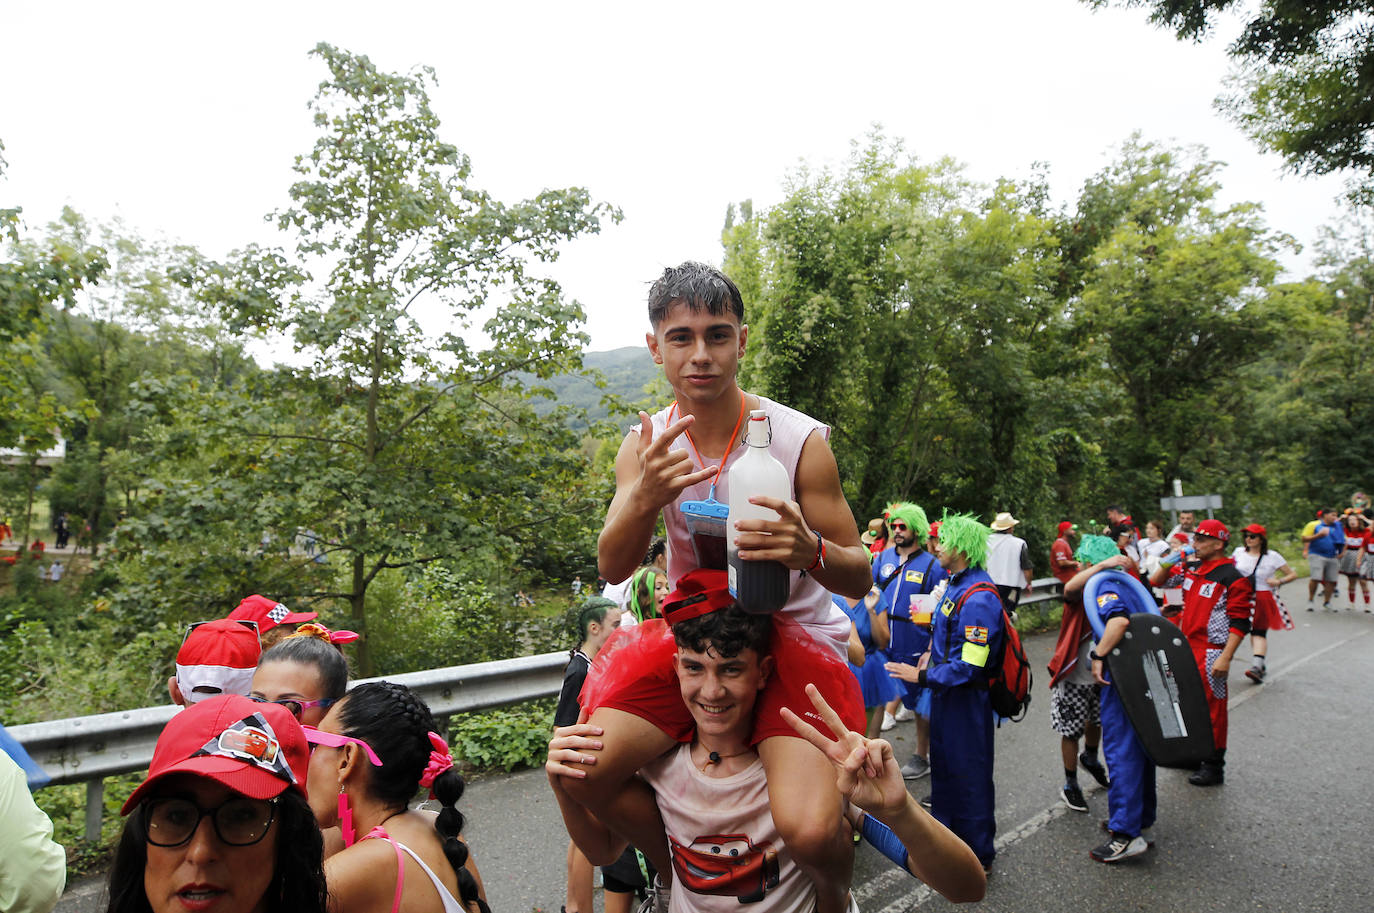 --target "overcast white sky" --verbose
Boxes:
[0,0,1352,354]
